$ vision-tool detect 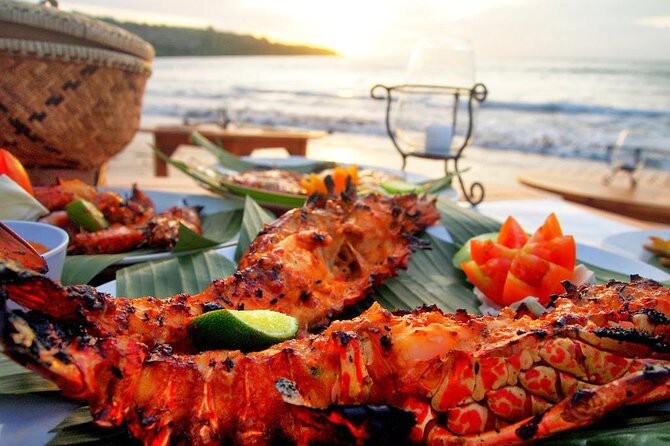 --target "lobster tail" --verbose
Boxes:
[0,261,101,319]
[1,307,90,398]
